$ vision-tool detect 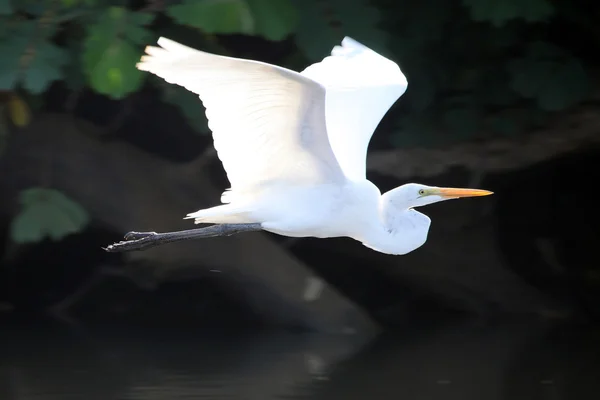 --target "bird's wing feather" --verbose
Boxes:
[301,37,408,181]
[137,37,346,195]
